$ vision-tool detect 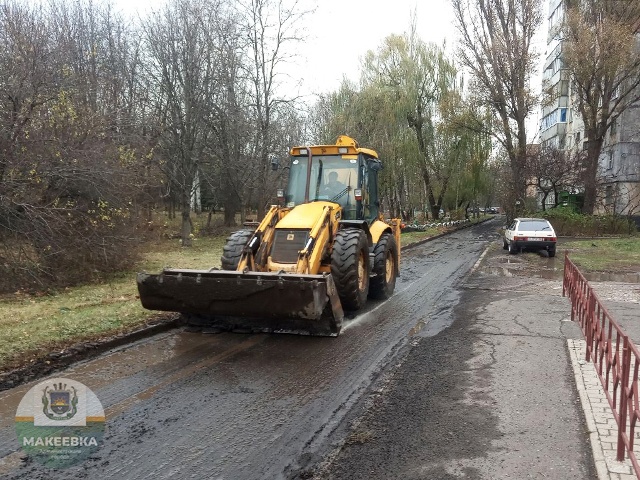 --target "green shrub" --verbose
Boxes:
[536,207,637,236]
